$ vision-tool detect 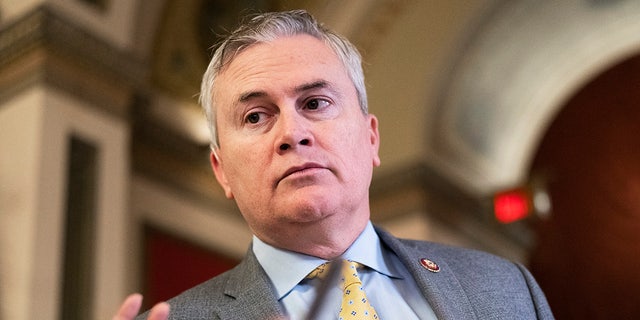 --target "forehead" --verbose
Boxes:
[214,34,351,100]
